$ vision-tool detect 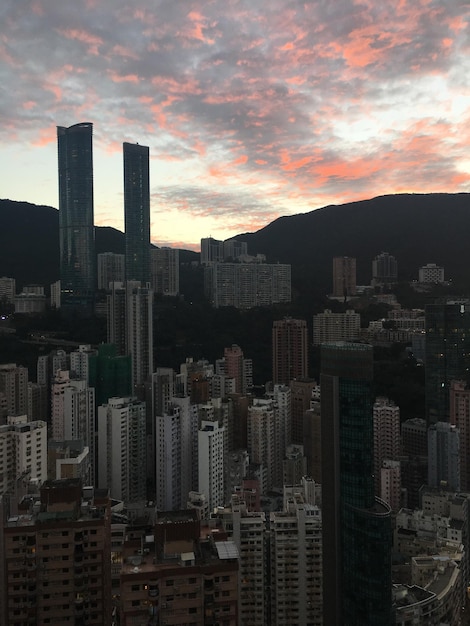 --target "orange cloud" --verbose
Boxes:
[57,28,103,55]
